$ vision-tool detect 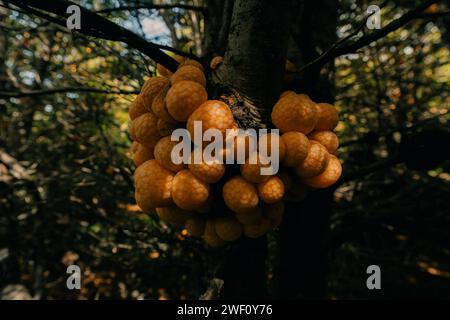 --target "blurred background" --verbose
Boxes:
[0,0,449,299]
